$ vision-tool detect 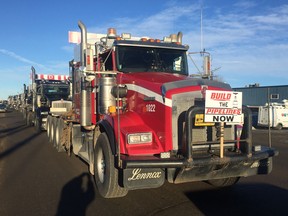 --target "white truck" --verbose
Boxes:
[258,100,288,130]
